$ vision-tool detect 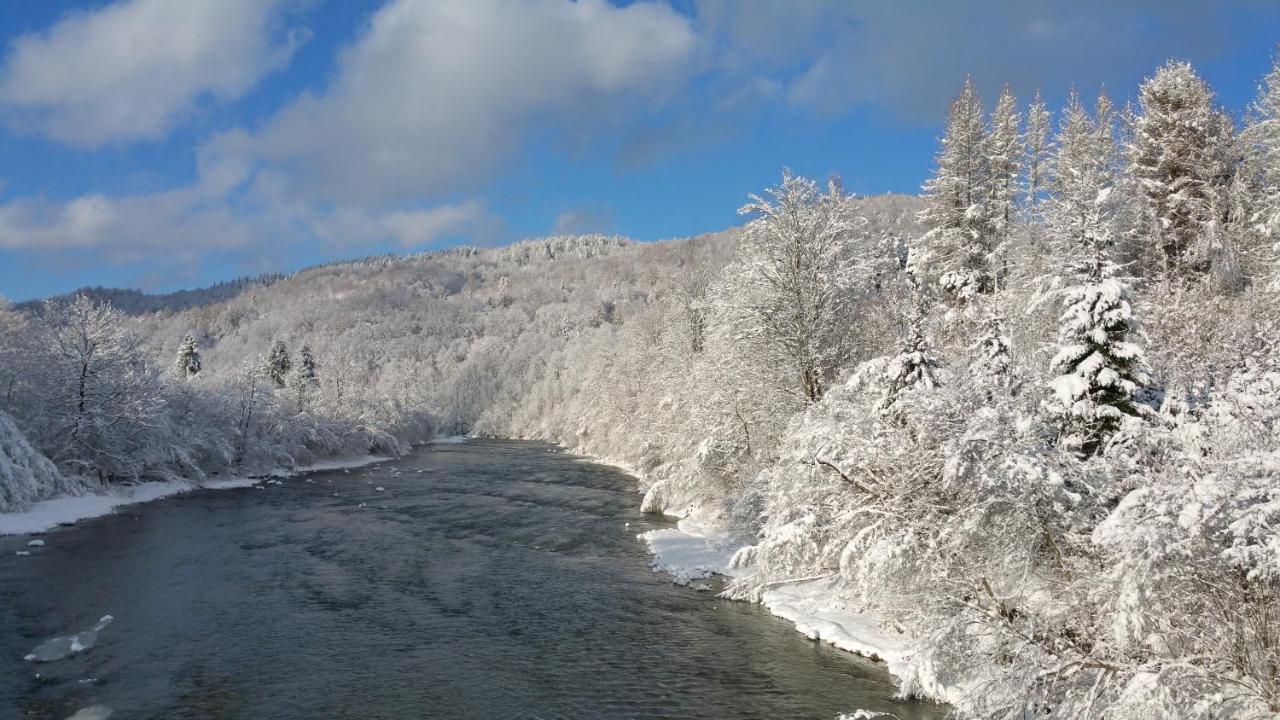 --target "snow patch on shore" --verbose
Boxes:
[0,454,394,536]
[639,517,748,584]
